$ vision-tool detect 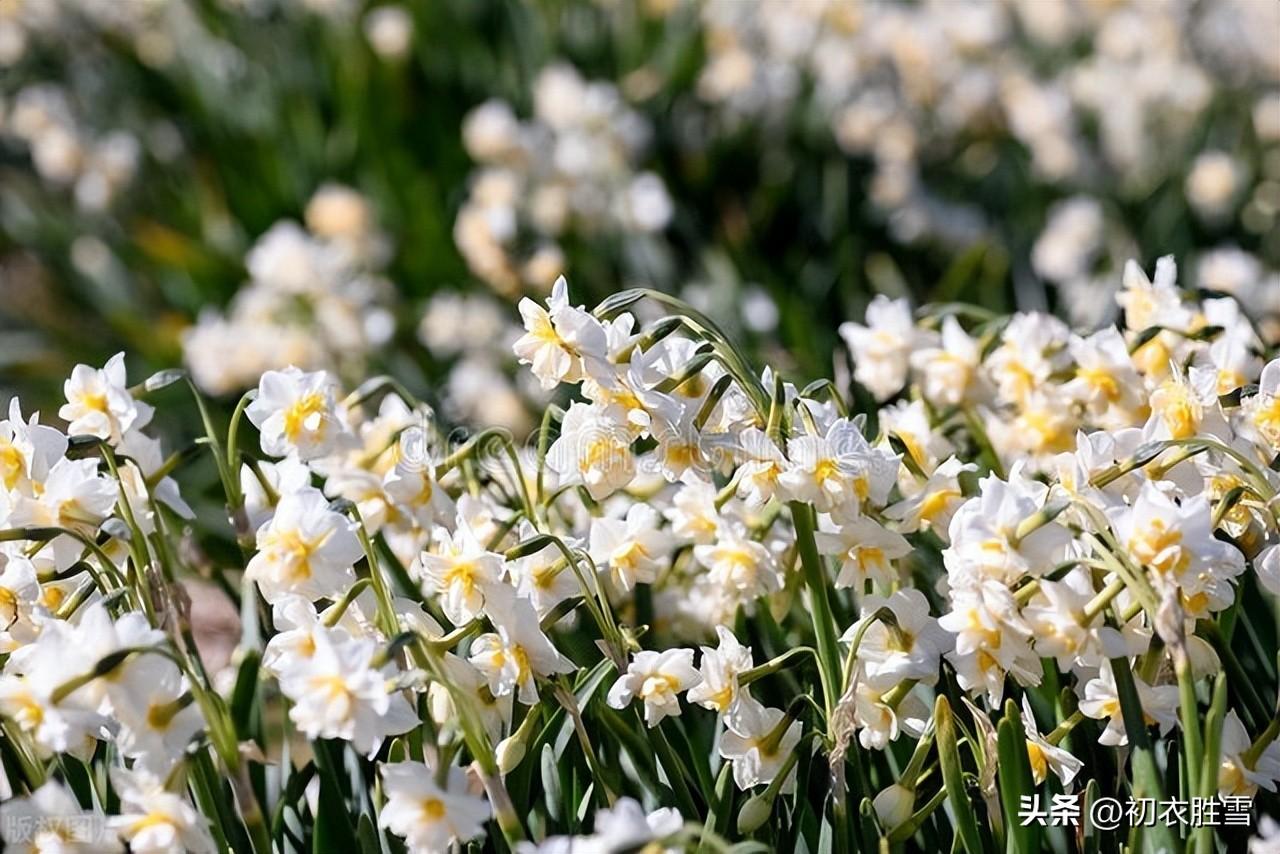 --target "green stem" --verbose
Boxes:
[789,502,843,722]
